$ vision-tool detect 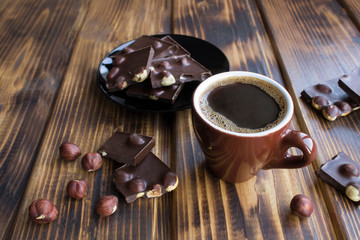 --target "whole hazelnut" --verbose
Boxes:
[59,142,81,161]
[29,199,58,224]
[95,195,118,217]
[339,164,359,178]
[67,180,88,199]
[290,194,314,218]
[81,153,102,172]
